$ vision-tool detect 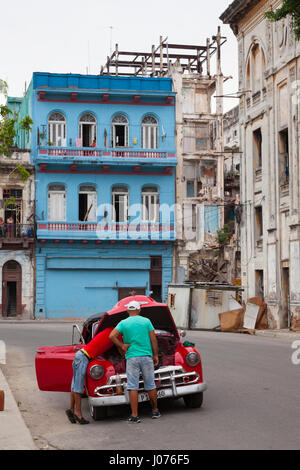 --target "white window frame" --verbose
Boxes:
[142,115,158,149]
[111,114,129,148]
[142,187,159,223]
[48,185,66,221]
[48,112,66,147]
[79,185,97,222]
[112,186,129,222]
[79,113,97,147]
